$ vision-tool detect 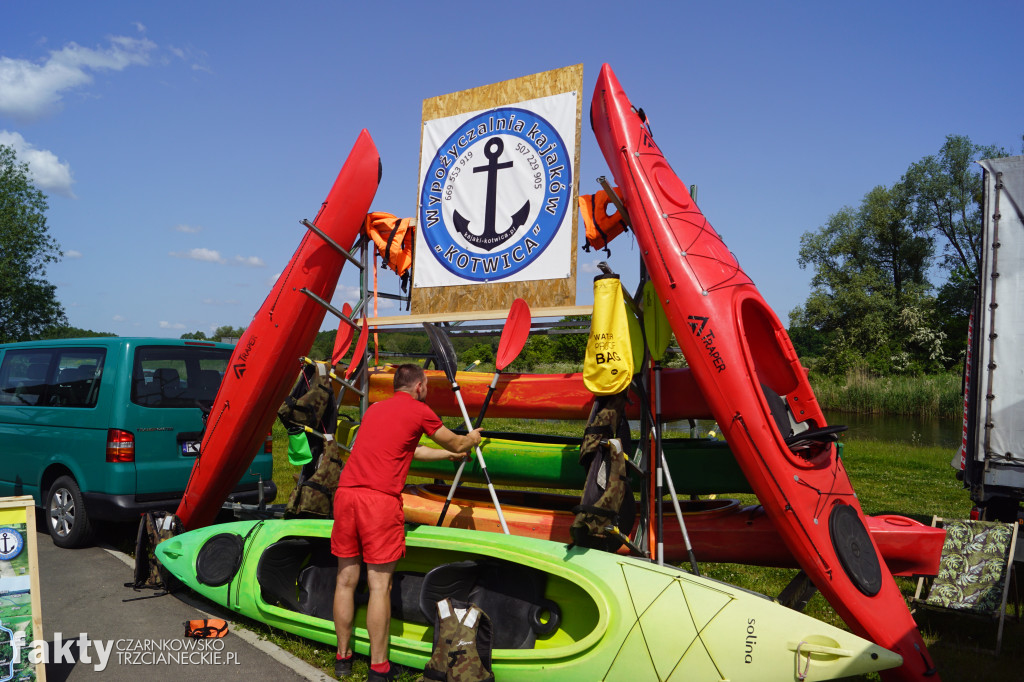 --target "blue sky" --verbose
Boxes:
[3,1,1021,338]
